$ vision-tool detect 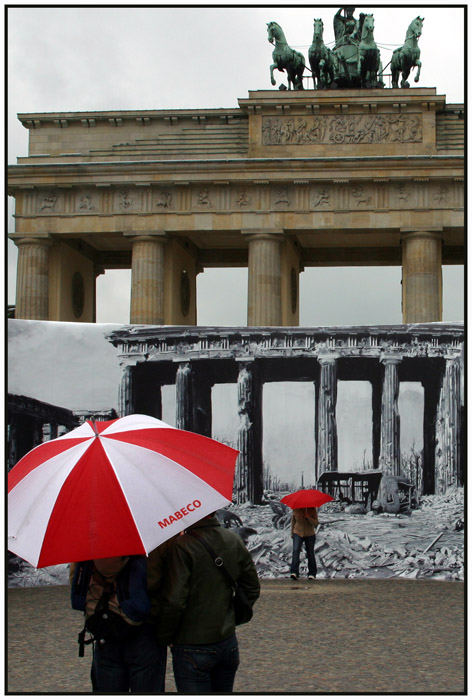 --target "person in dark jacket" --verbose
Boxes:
[70,556,167,693]
[147,513,260,693]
